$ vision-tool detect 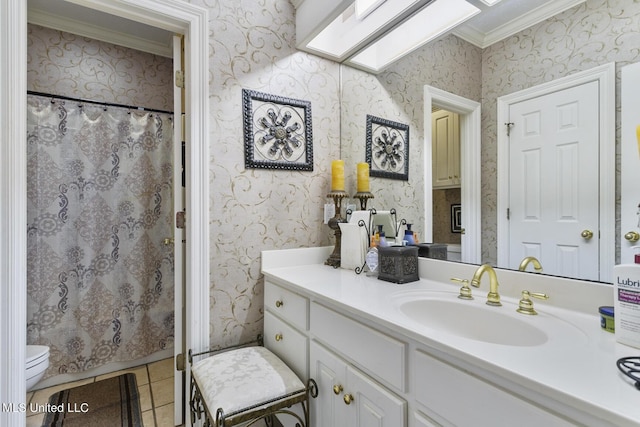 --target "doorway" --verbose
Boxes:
[1,1,209,426]
[424,86,481,264]
[496,63,615,282]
